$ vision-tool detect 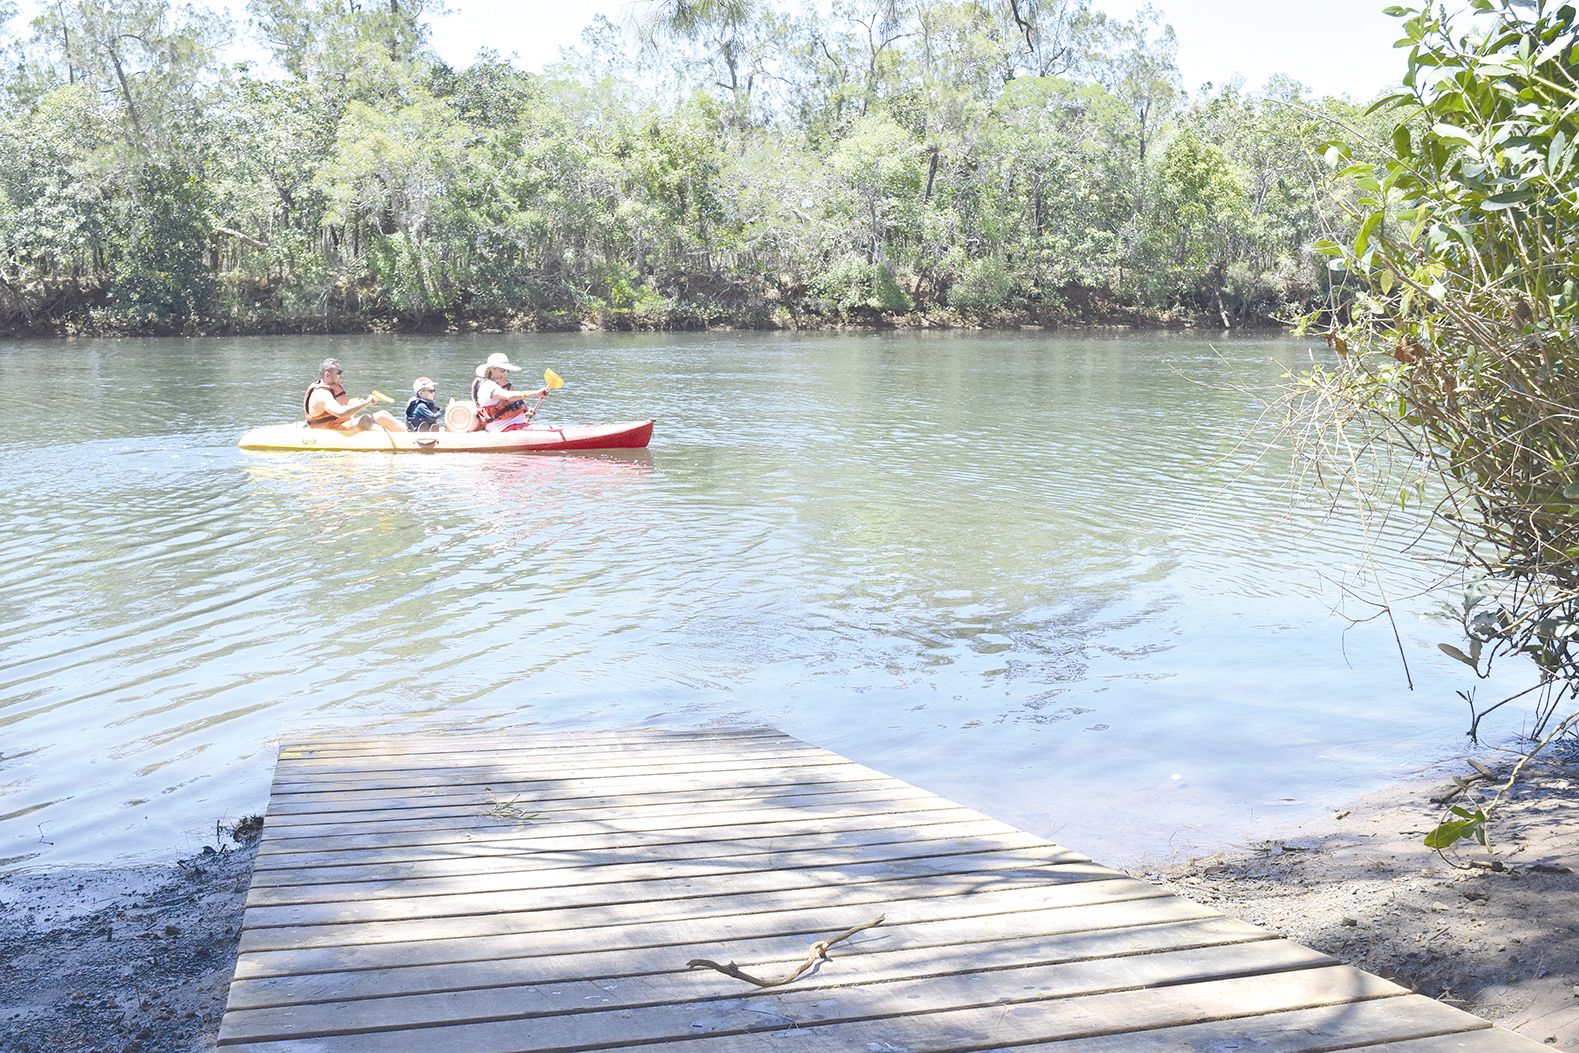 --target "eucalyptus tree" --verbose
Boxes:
[636,0,779,129]
[979,74,1134,295]
[995,0,1099,79]
[250,0,440,80]
[1089,3,1179,169]
[19,0,225,151]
